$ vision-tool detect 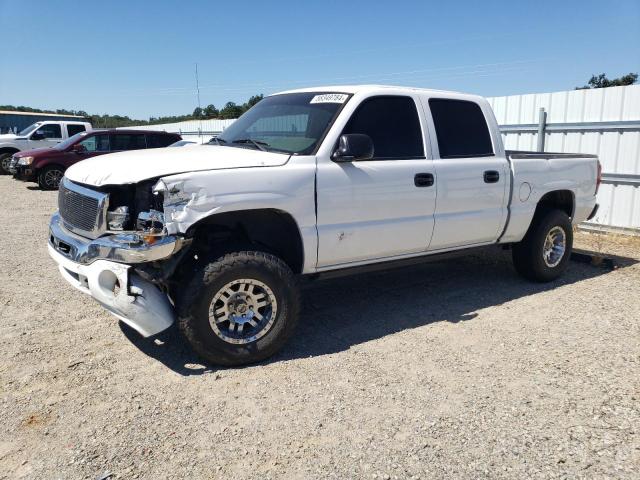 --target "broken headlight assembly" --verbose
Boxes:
[152,179,190,205]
